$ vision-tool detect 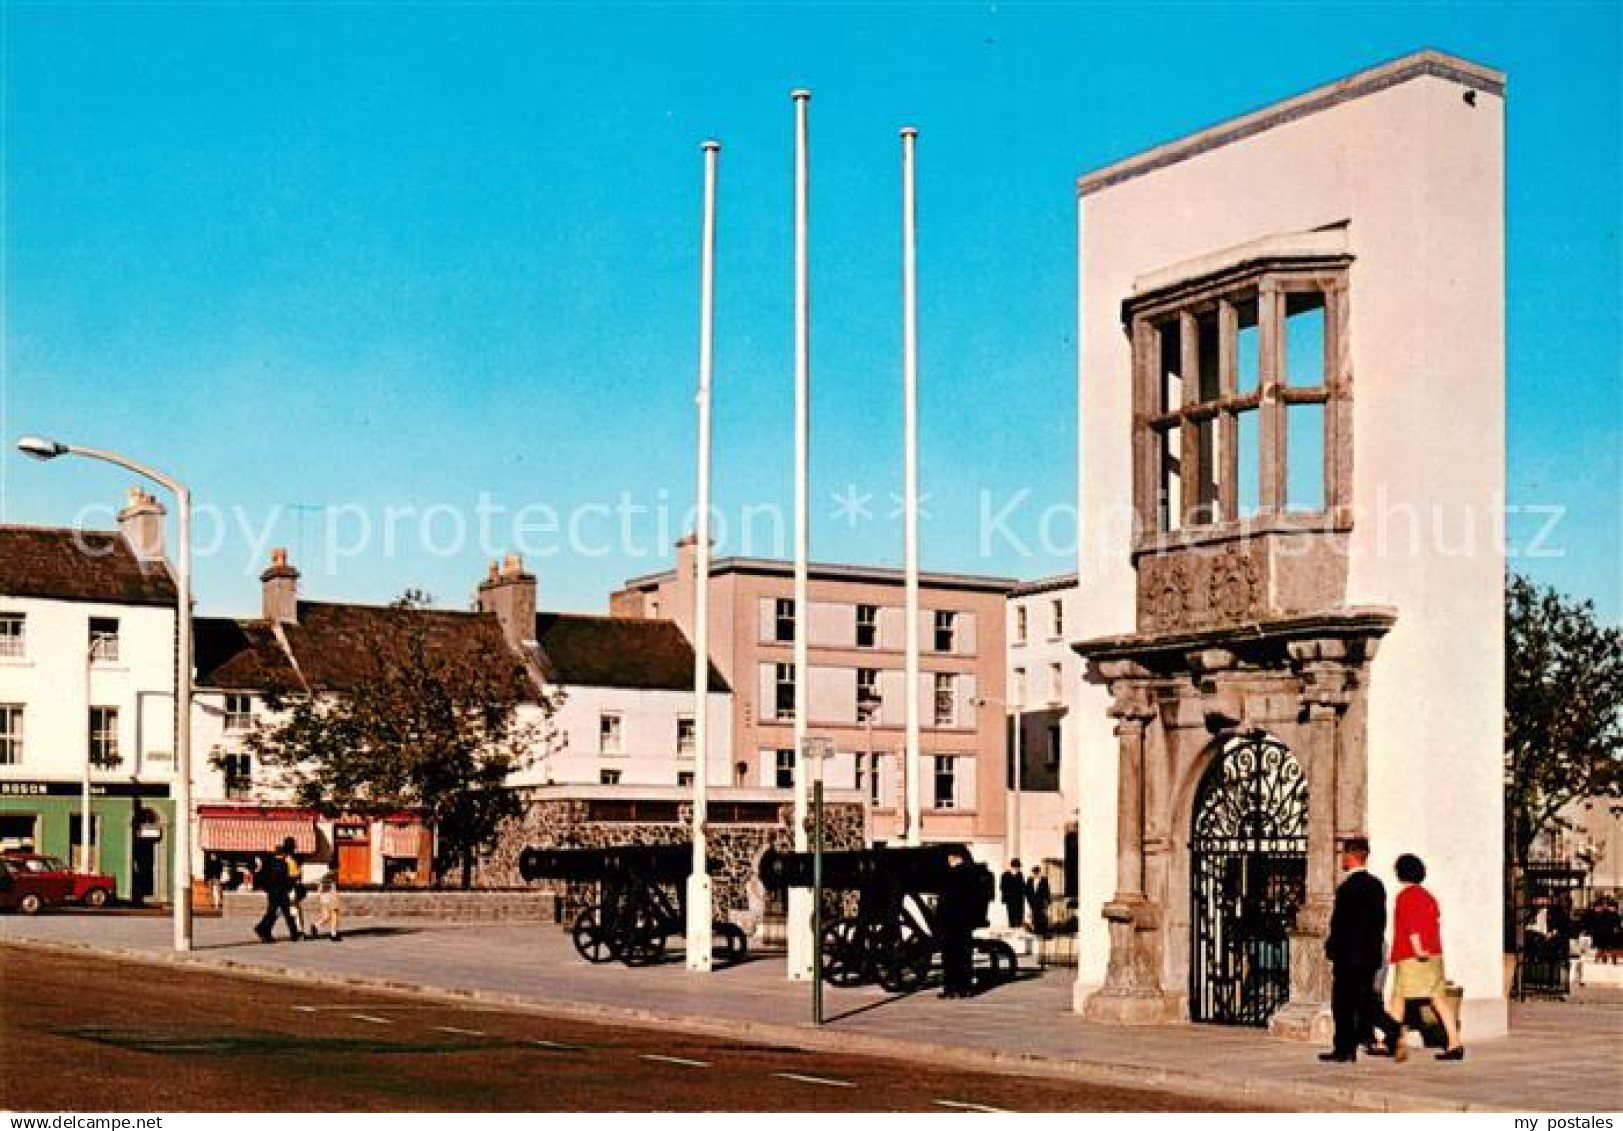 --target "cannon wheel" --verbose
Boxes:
[712,921,748,965]
[820,918,869,987]
[877,922,935,994]
[621,929,668,967]
[975,938,1018,987]
[571,908,621,964]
